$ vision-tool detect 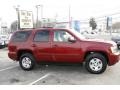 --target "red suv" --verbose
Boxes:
[8,28,120,74]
